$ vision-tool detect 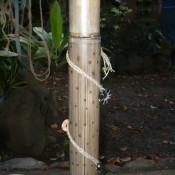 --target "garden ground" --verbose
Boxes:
[38,69,175,165]
[1,70,175,174]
